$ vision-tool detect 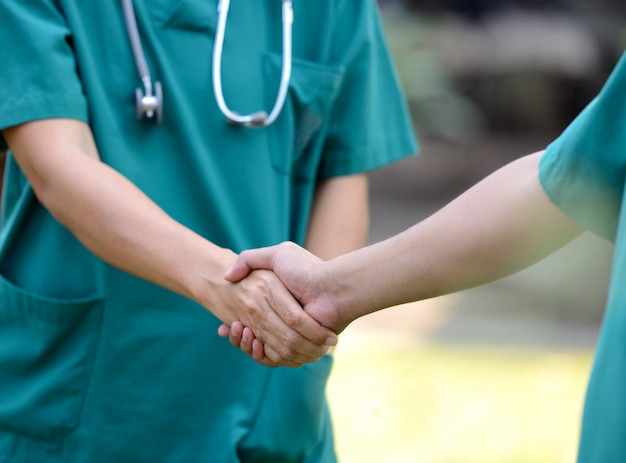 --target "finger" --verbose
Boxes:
[224,248,276,283]
[217,323,231,337]
[251,339,266,363]
[224,323,277,366]
[231,269,328,366]
[228,321,244,348]
[237,330,310,369]
[251,295,330,364]
[233,336,278,368]
[252,325,322,365]
[227,326,281,368]
[265,281,337,348]
[255,314,330,366]
[277,305,338,347]
[262,343,306,369]
[237,328,299,369]
[239,327,255,356]
[242,299,324,365]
